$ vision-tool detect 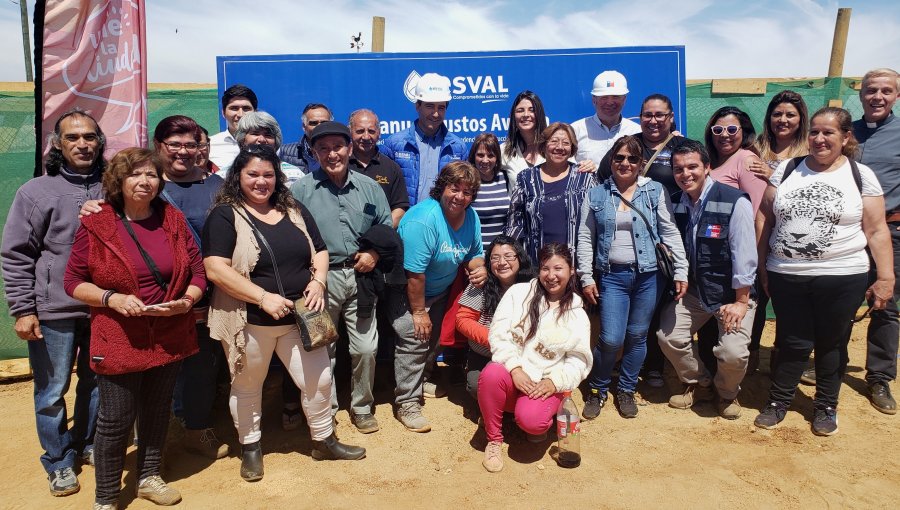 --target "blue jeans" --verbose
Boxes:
[29,318,98,473]
[588,266,660,394]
